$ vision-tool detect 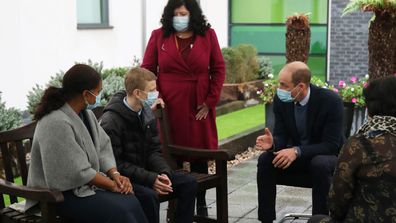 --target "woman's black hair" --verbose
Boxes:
[34,64,101,120]
[364,76,396,117]
[160,0,211,37]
